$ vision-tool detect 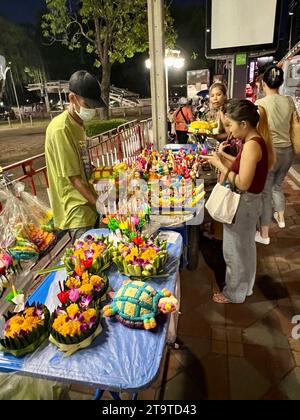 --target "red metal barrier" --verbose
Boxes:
[88,119,153,166]
[117,120,143,163]
[140,118,154,148]
[0,153,48,196]
[88,128,122,167]
[1,120,153,201]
